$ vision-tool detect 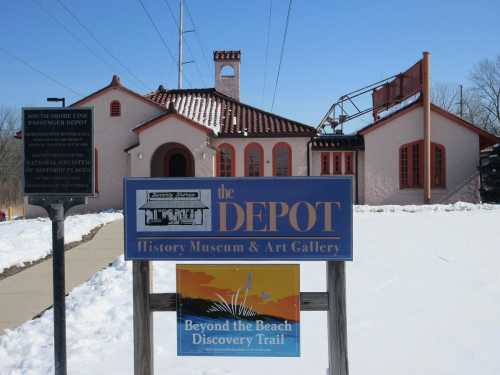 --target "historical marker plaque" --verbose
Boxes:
[23,108,94,196]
